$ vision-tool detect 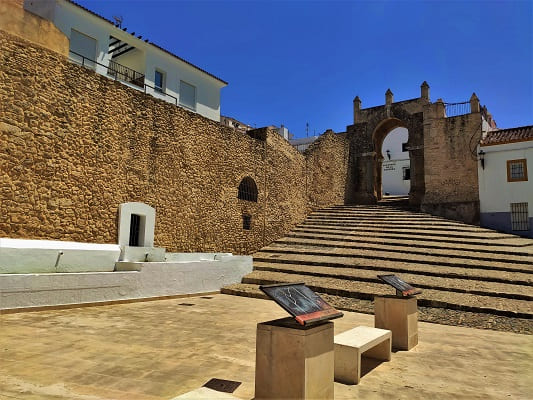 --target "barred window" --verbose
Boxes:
[507,159,528,182]
[510,203,529,231]
[238,177,258,202]
[242,214,252,230]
